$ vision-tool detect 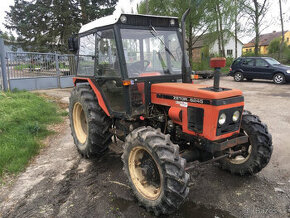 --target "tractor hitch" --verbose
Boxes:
[185,149,244,171]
